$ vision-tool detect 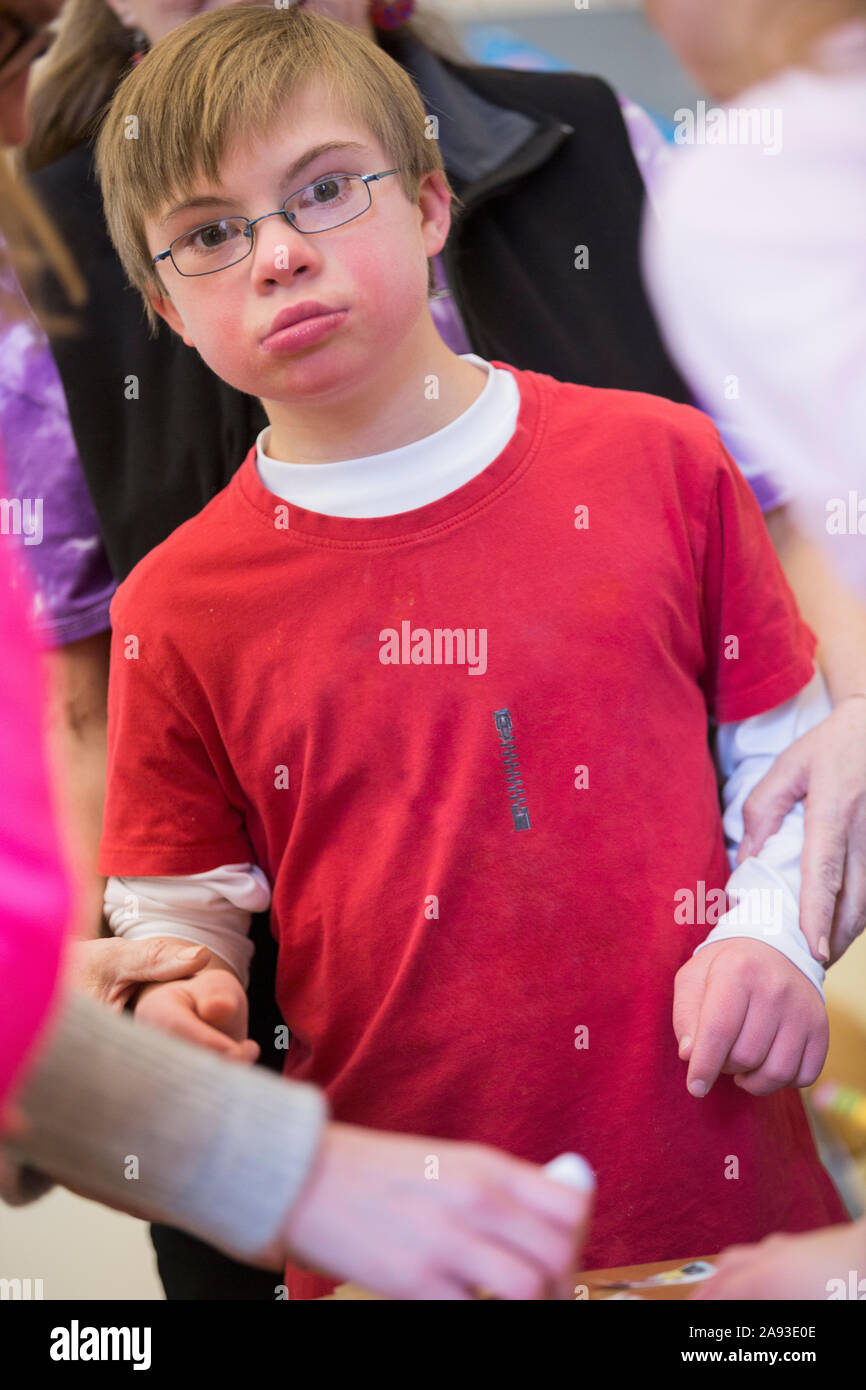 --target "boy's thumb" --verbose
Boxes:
[196,977,247,1041]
